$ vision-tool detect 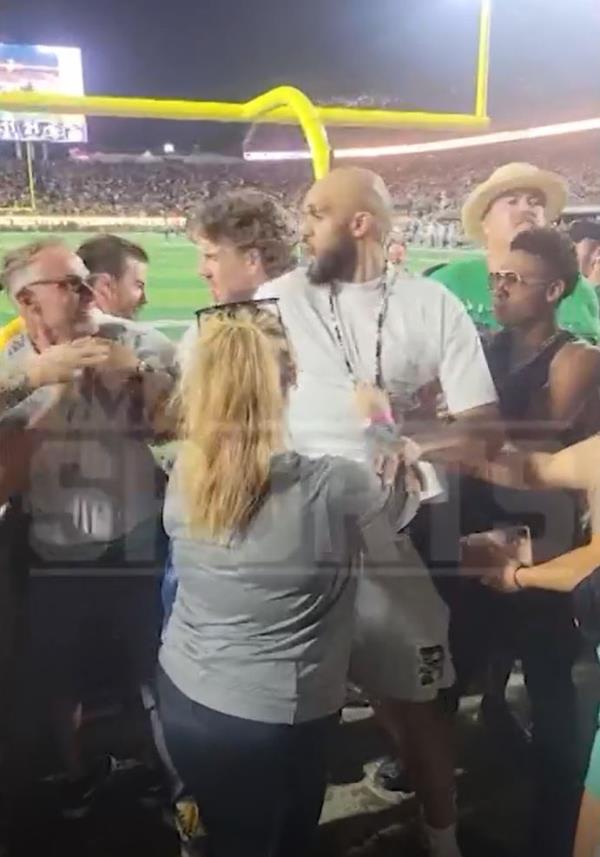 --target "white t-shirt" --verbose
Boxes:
[256,268,498,463]
[177,322,199,378]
